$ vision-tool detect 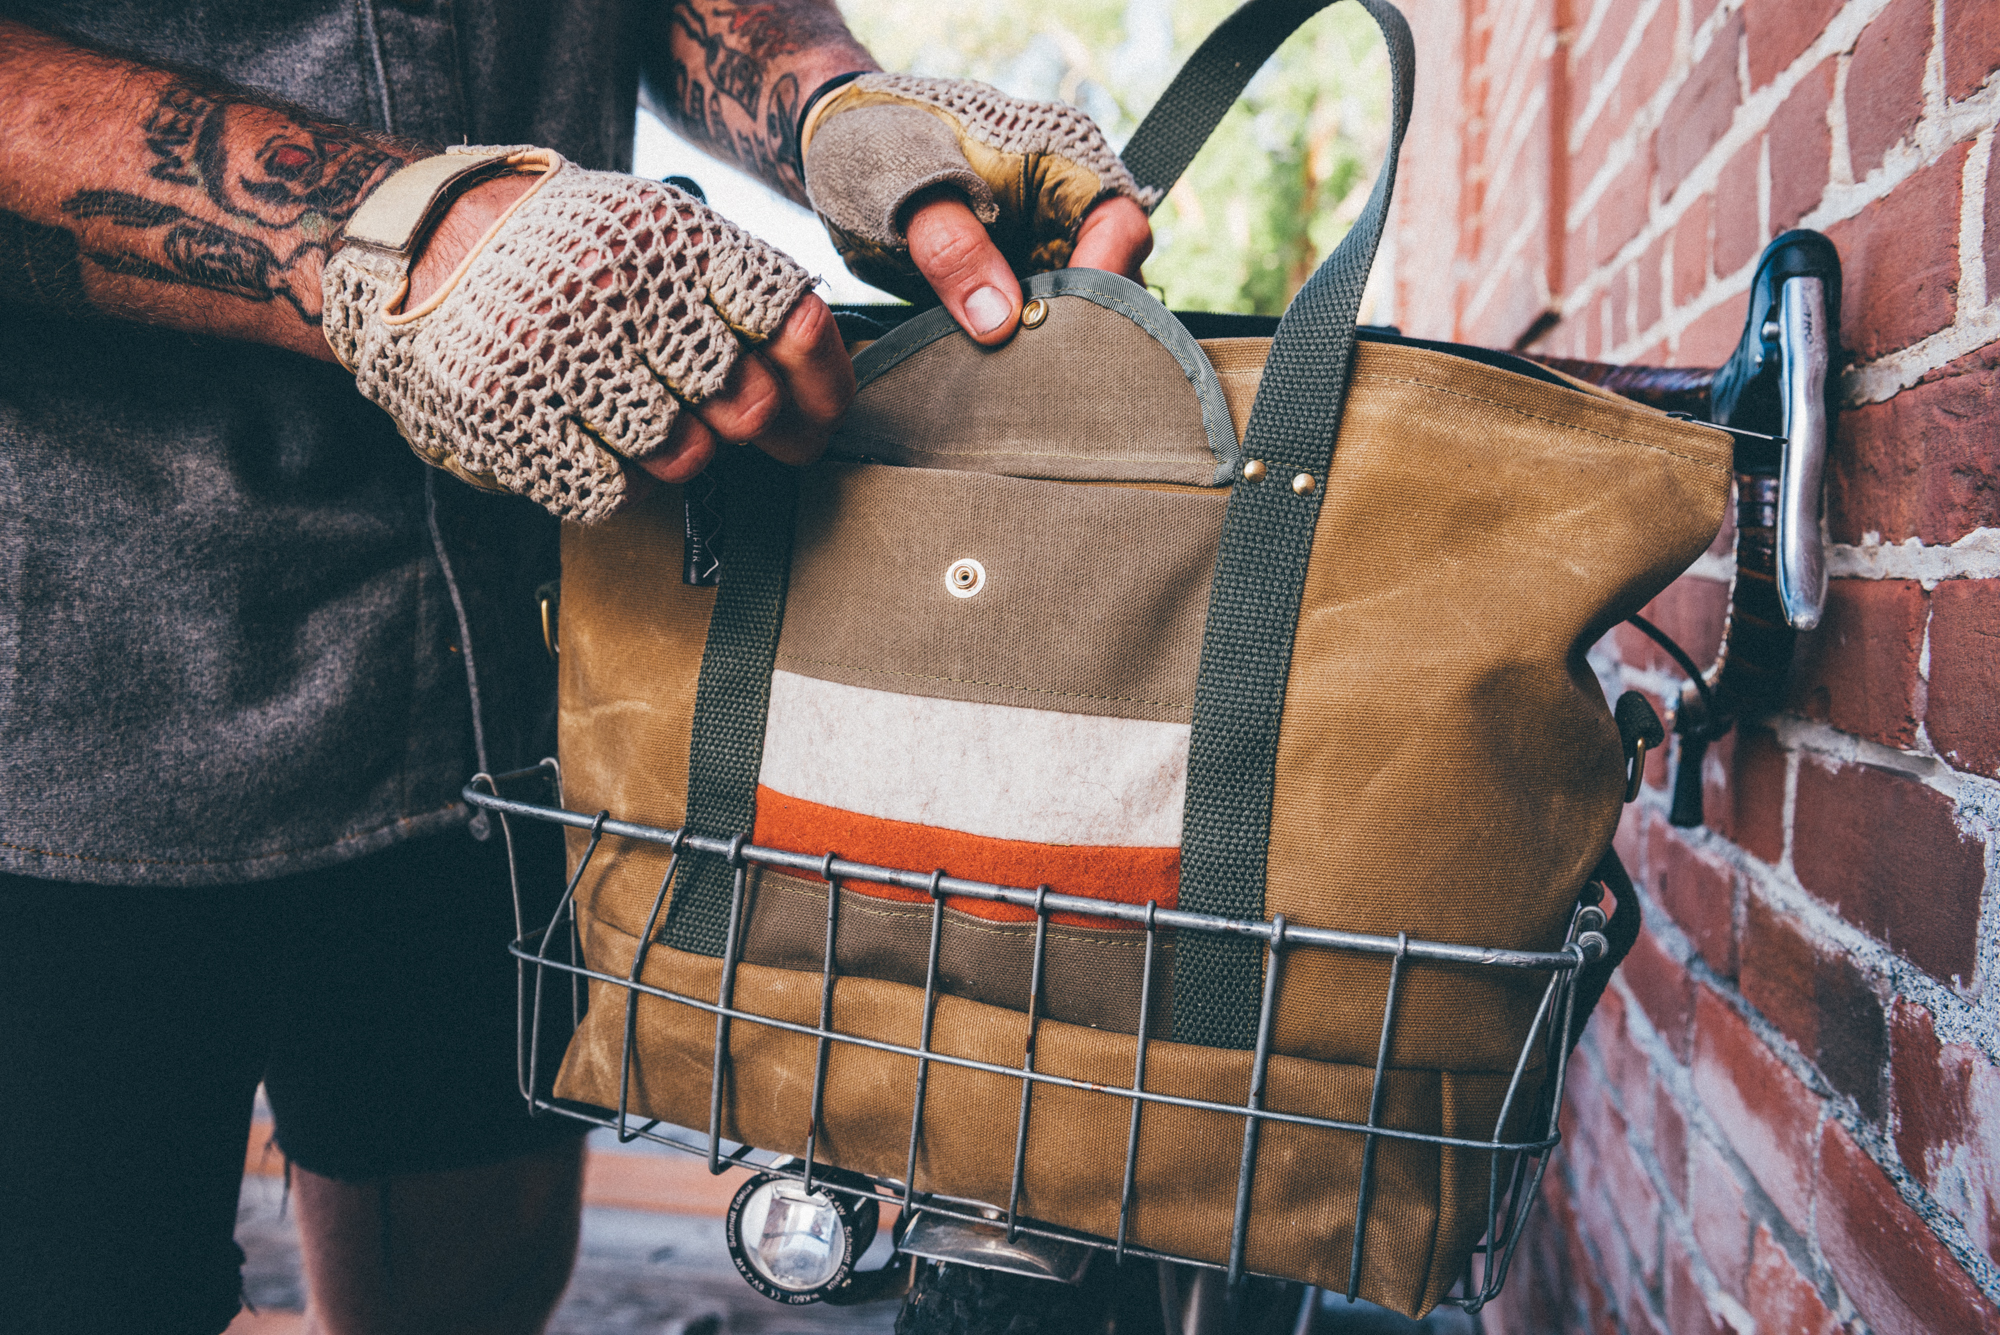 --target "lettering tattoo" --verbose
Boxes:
[673,7,764,117]
[140,80,395,232]
[657,0,872,203]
